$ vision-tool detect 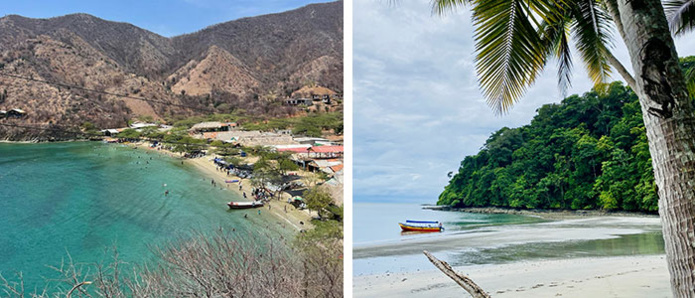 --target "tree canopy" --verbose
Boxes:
[438,82,659,212]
